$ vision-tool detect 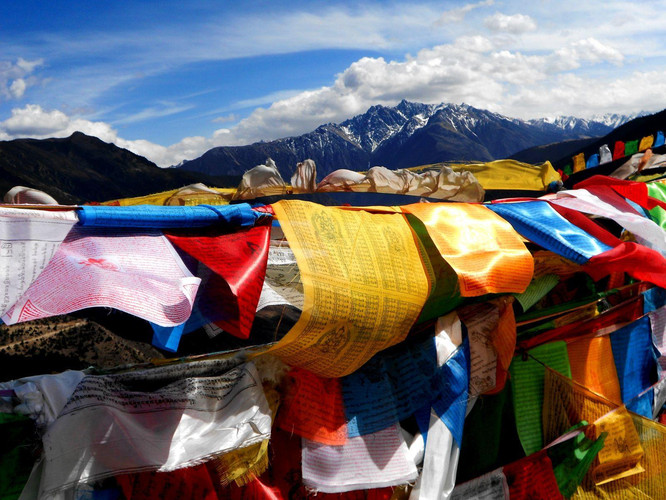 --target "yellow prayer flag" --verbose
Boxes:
[639,135,654,152]
[573,153,586,173]
[443,159,561,191]
[267,200,430,377]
